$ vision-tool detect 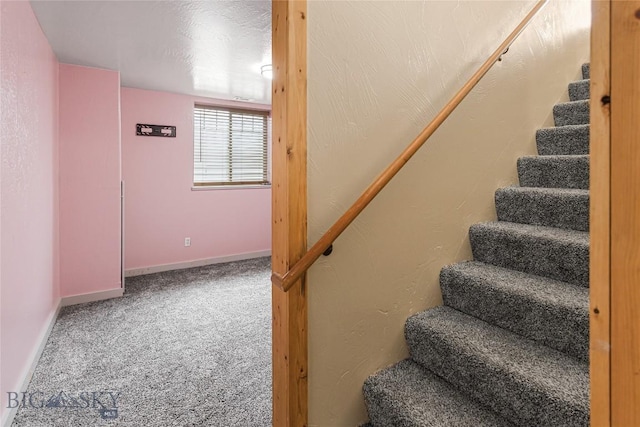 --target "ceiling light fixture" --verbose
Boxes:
[260,64,273,80]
